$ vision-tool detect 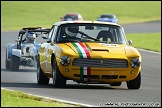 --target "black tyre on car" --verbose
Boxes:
[52,58,66,87]
[10,55,20,71]
[37,56,49,84]
[5,49,11,69]
[127,72,141,89]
